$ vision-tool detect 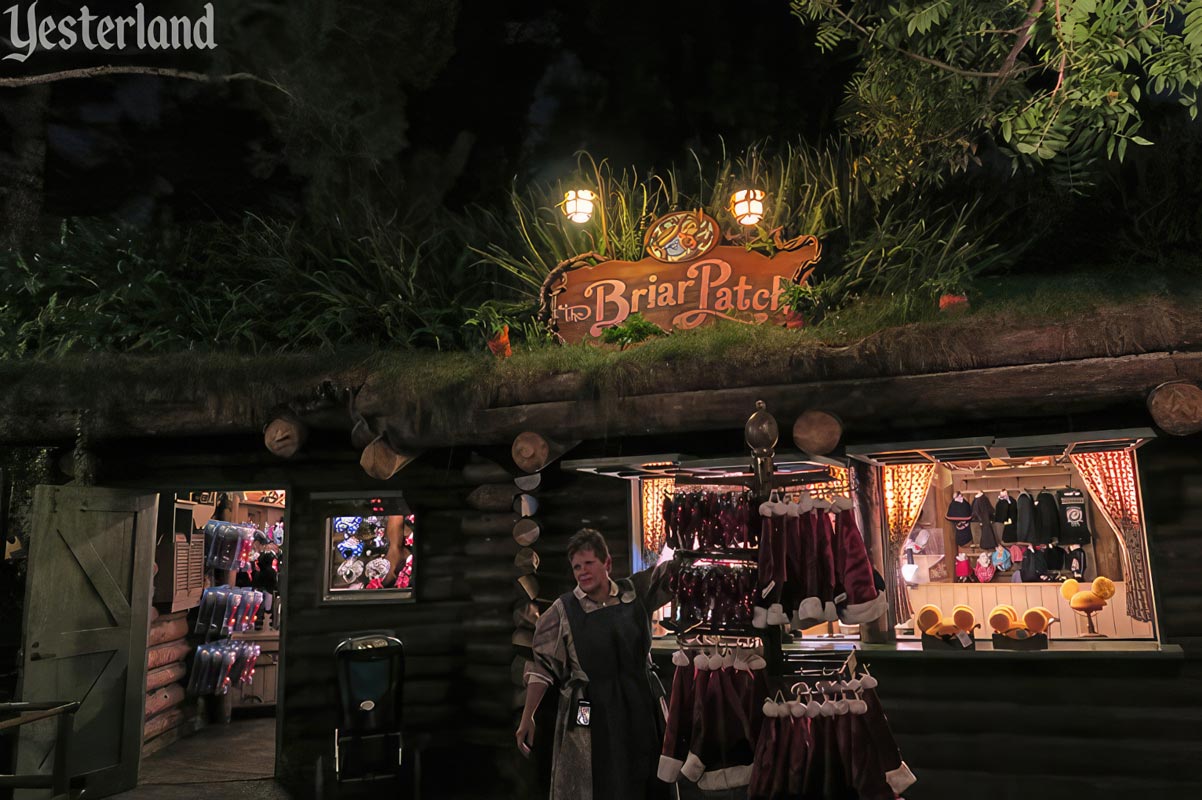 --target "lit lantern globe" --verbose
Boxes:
[561,189,597,224]
[729,189,766,226]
